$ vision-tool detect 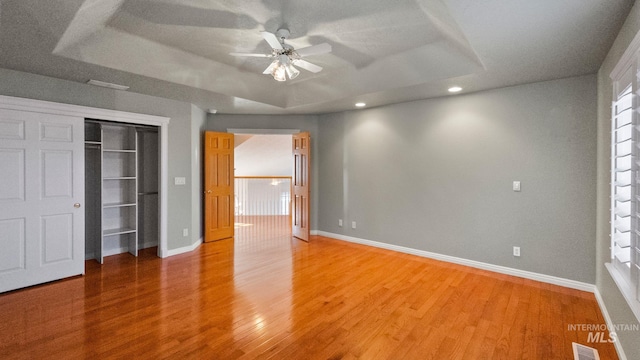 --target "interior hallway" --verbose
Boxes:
[0,217,617,359]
